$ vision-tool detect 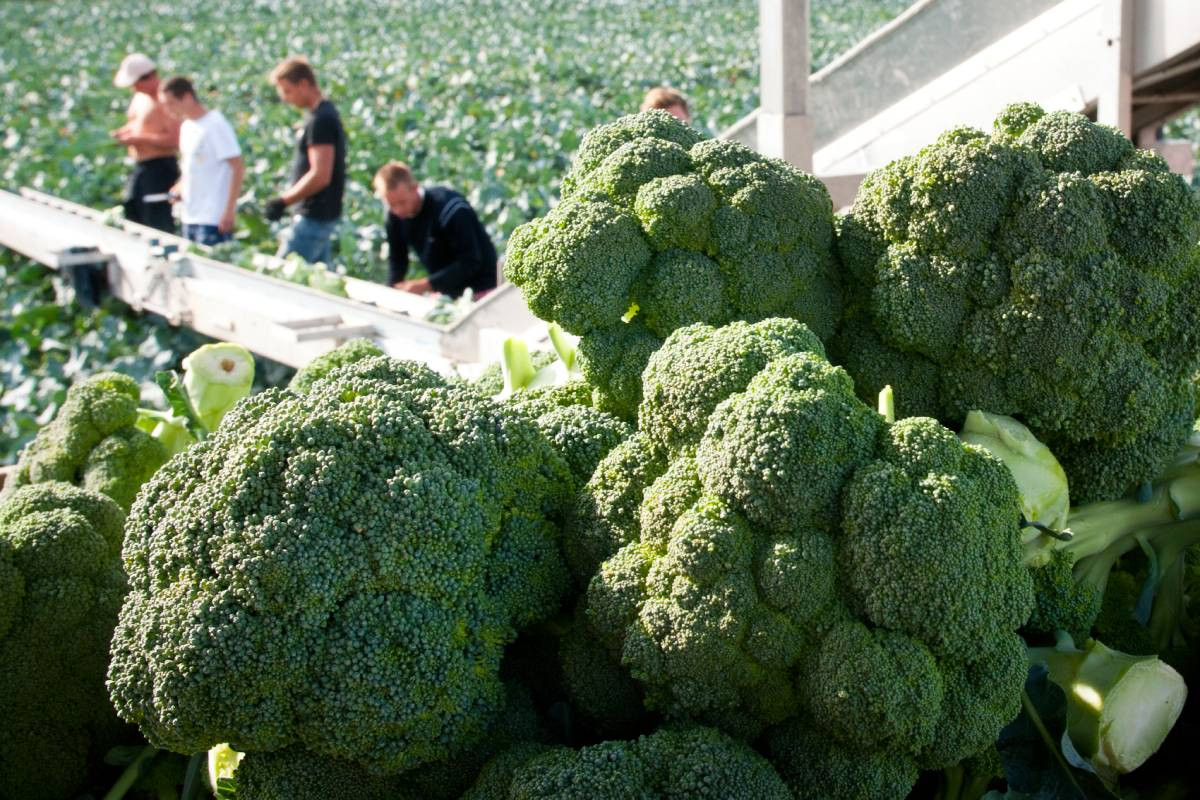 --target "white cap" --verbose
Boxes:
[114,53,156,88]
